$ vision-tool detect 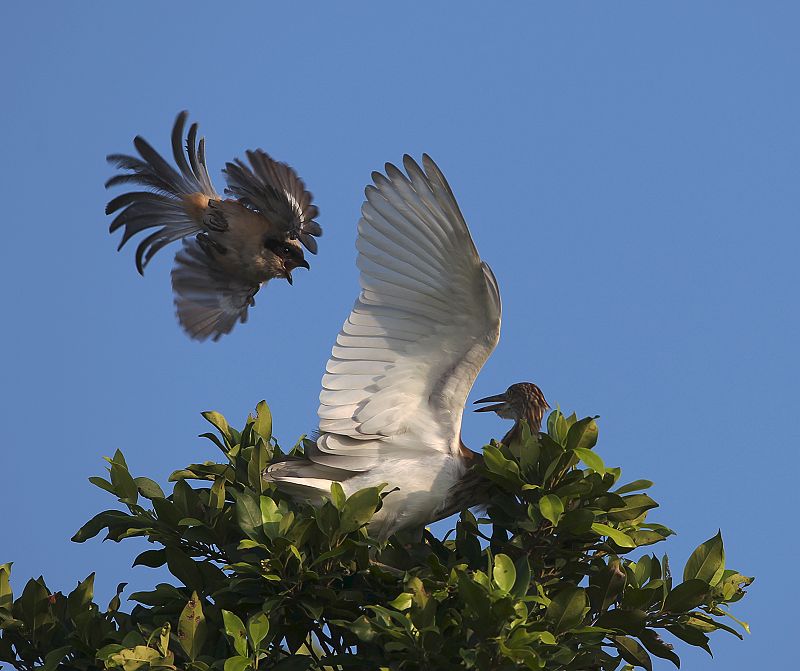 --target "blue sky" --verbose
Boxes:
[1,2,796,668]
